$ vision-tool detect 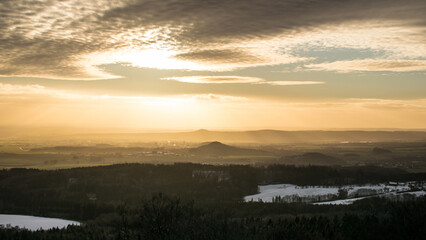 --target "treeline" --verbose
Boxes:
[260,164,425,185]
[1,194,425,240]
[0,163,425,220]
